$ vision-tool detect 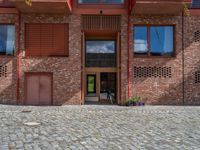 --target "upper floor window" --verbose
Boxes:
[191,0,200,8]
[78,0,124,4]
[0,25,15,55]
[134,25,174,57]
